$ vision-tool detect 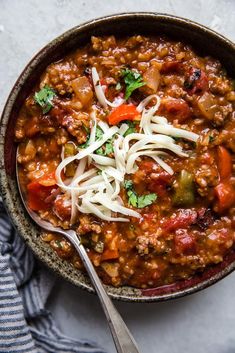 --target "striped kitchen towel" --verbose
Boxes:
[0,201,106,353]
